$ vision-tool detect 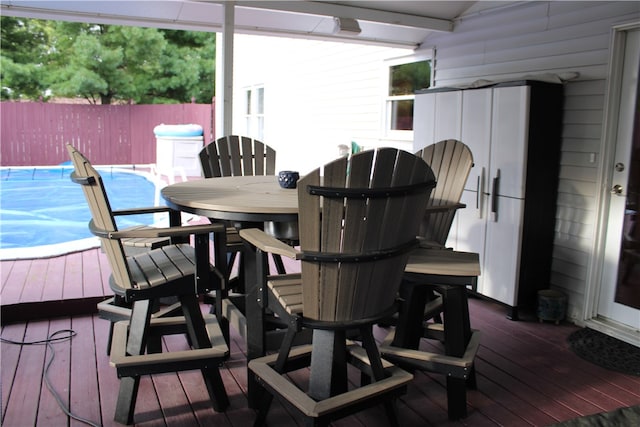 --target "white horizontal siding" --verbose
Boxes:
[233,34,412,173]
[422,1,639,86]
